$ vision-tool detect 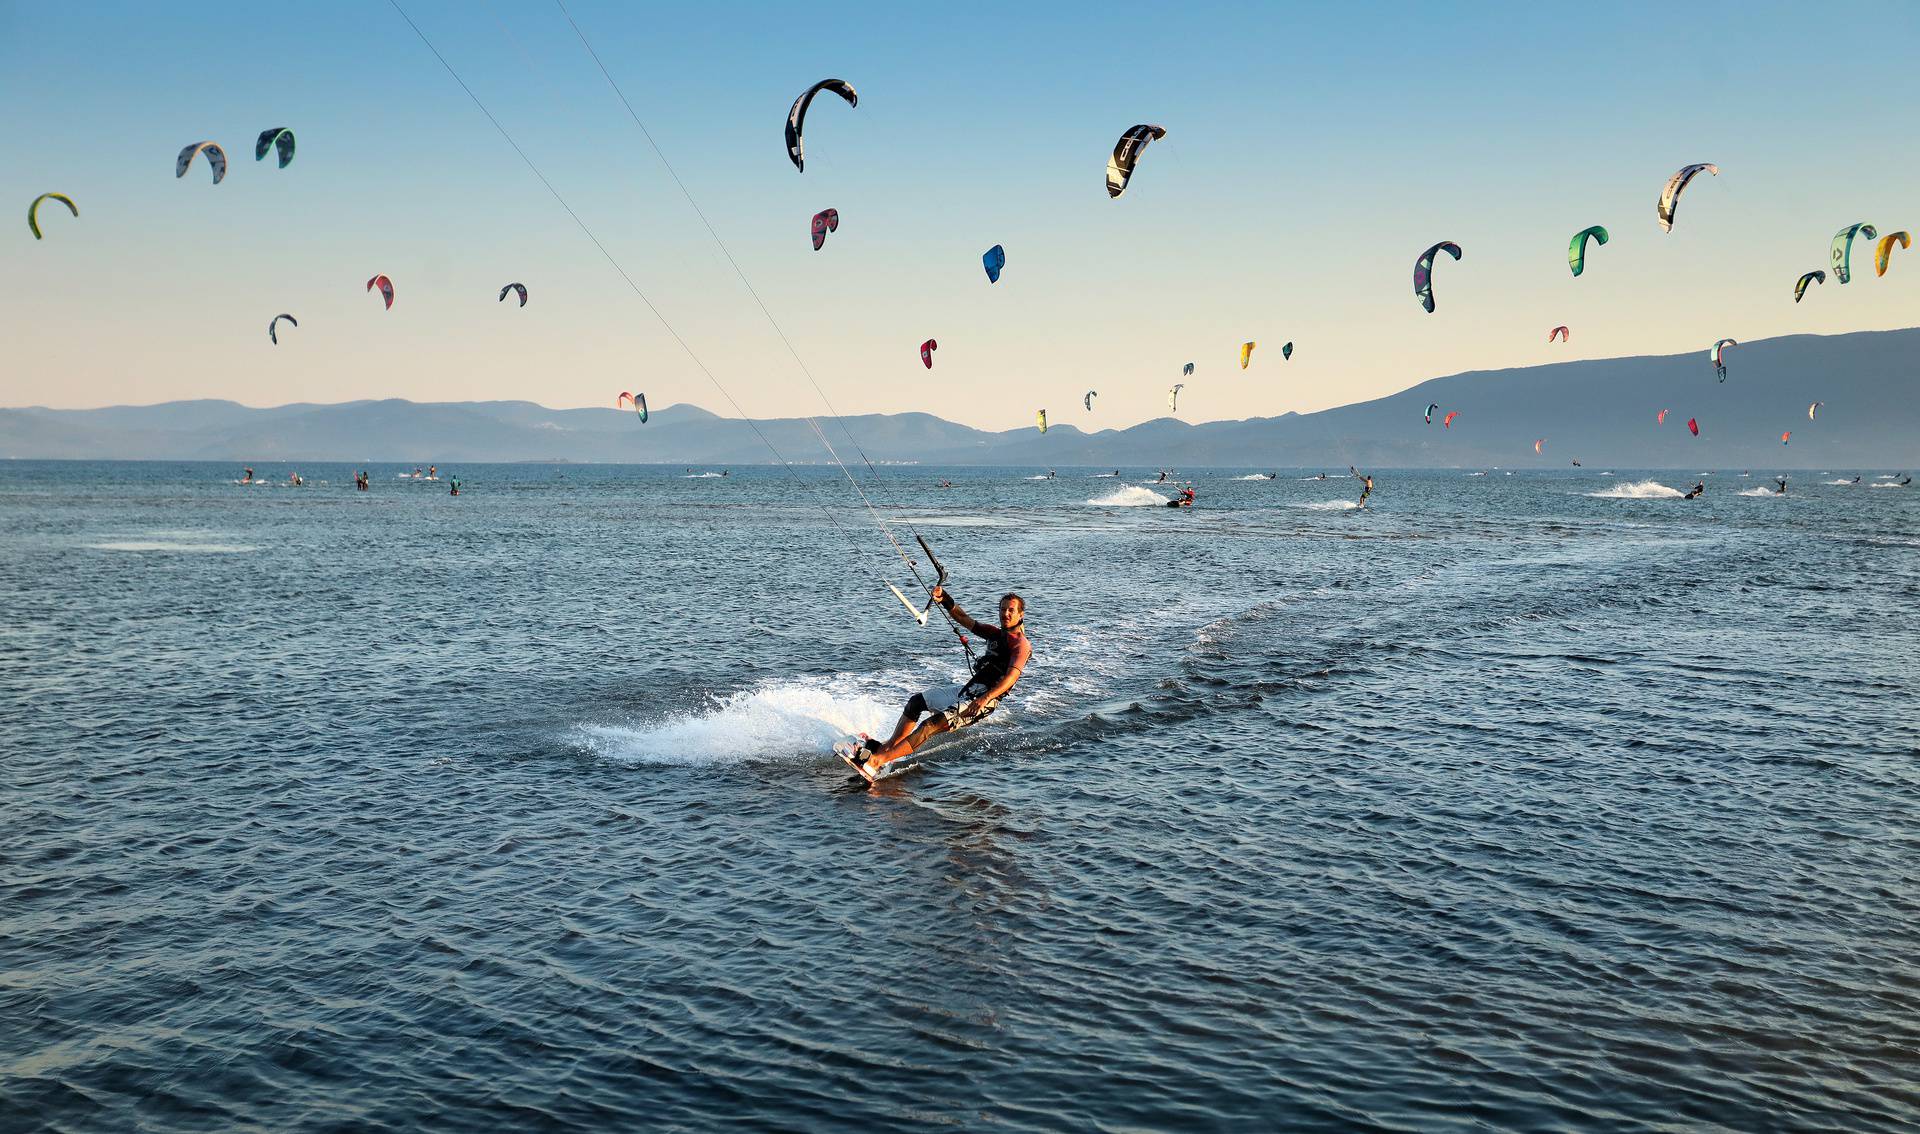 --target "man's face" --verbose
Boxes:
[999,598,1023,629]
